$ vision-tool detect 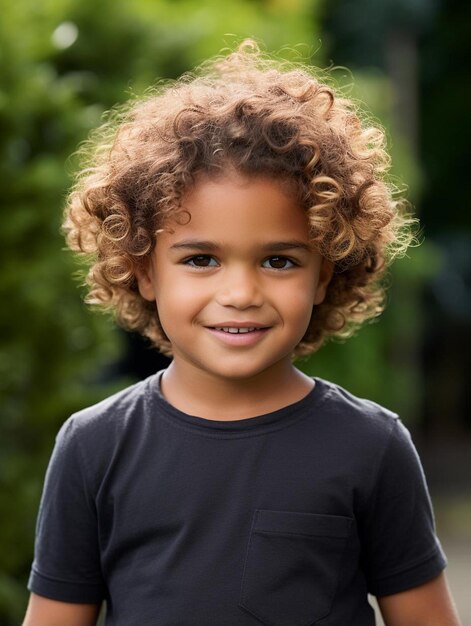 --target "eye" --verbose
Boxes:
[184,255,218,268]
[262,256,297,270]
